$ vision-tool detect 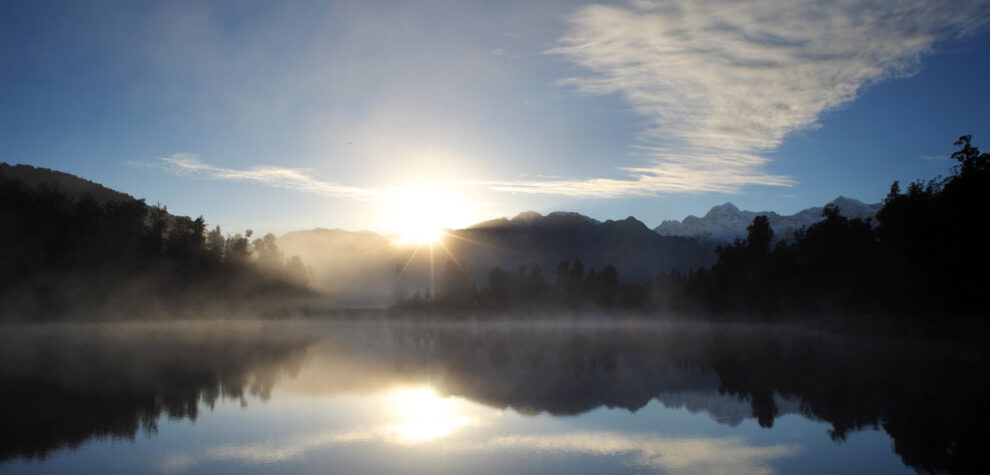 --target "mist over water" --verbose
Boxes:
[1,318,983,474]
[3,2,990,474]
